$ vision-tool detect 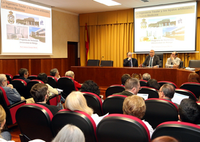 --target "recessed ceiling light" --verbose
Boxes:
[93,0,121,6]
